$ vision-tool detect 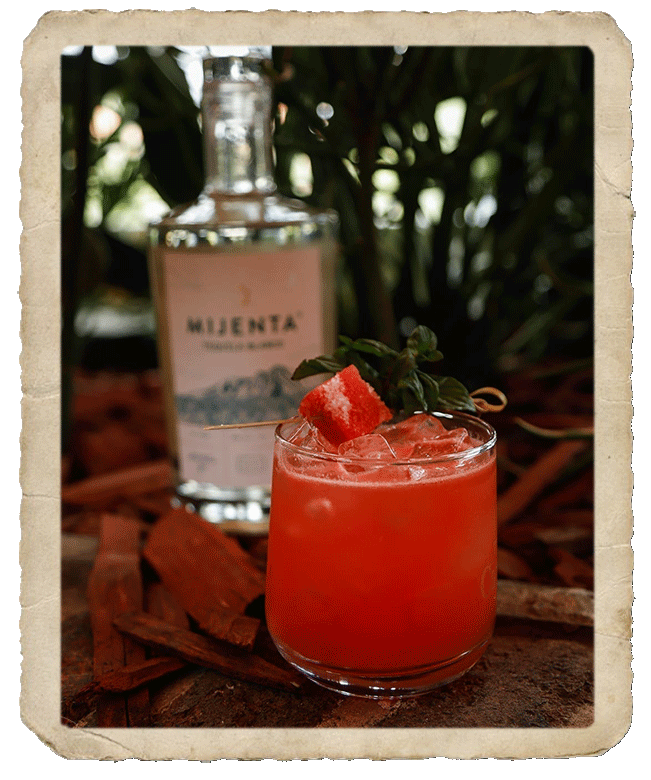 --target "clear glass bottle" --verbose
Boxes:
[148,54,338,534]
